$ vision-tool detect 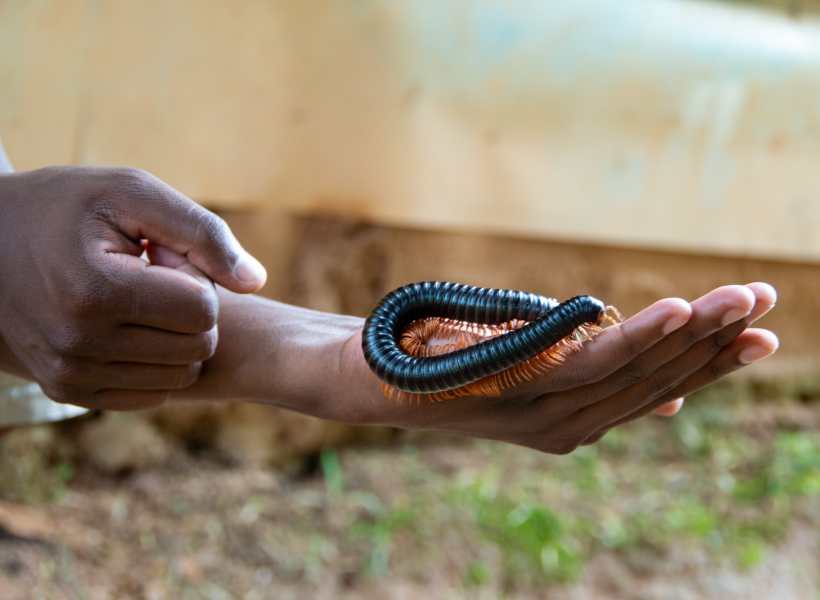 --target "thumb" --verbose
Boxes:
[106,169,267,293]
